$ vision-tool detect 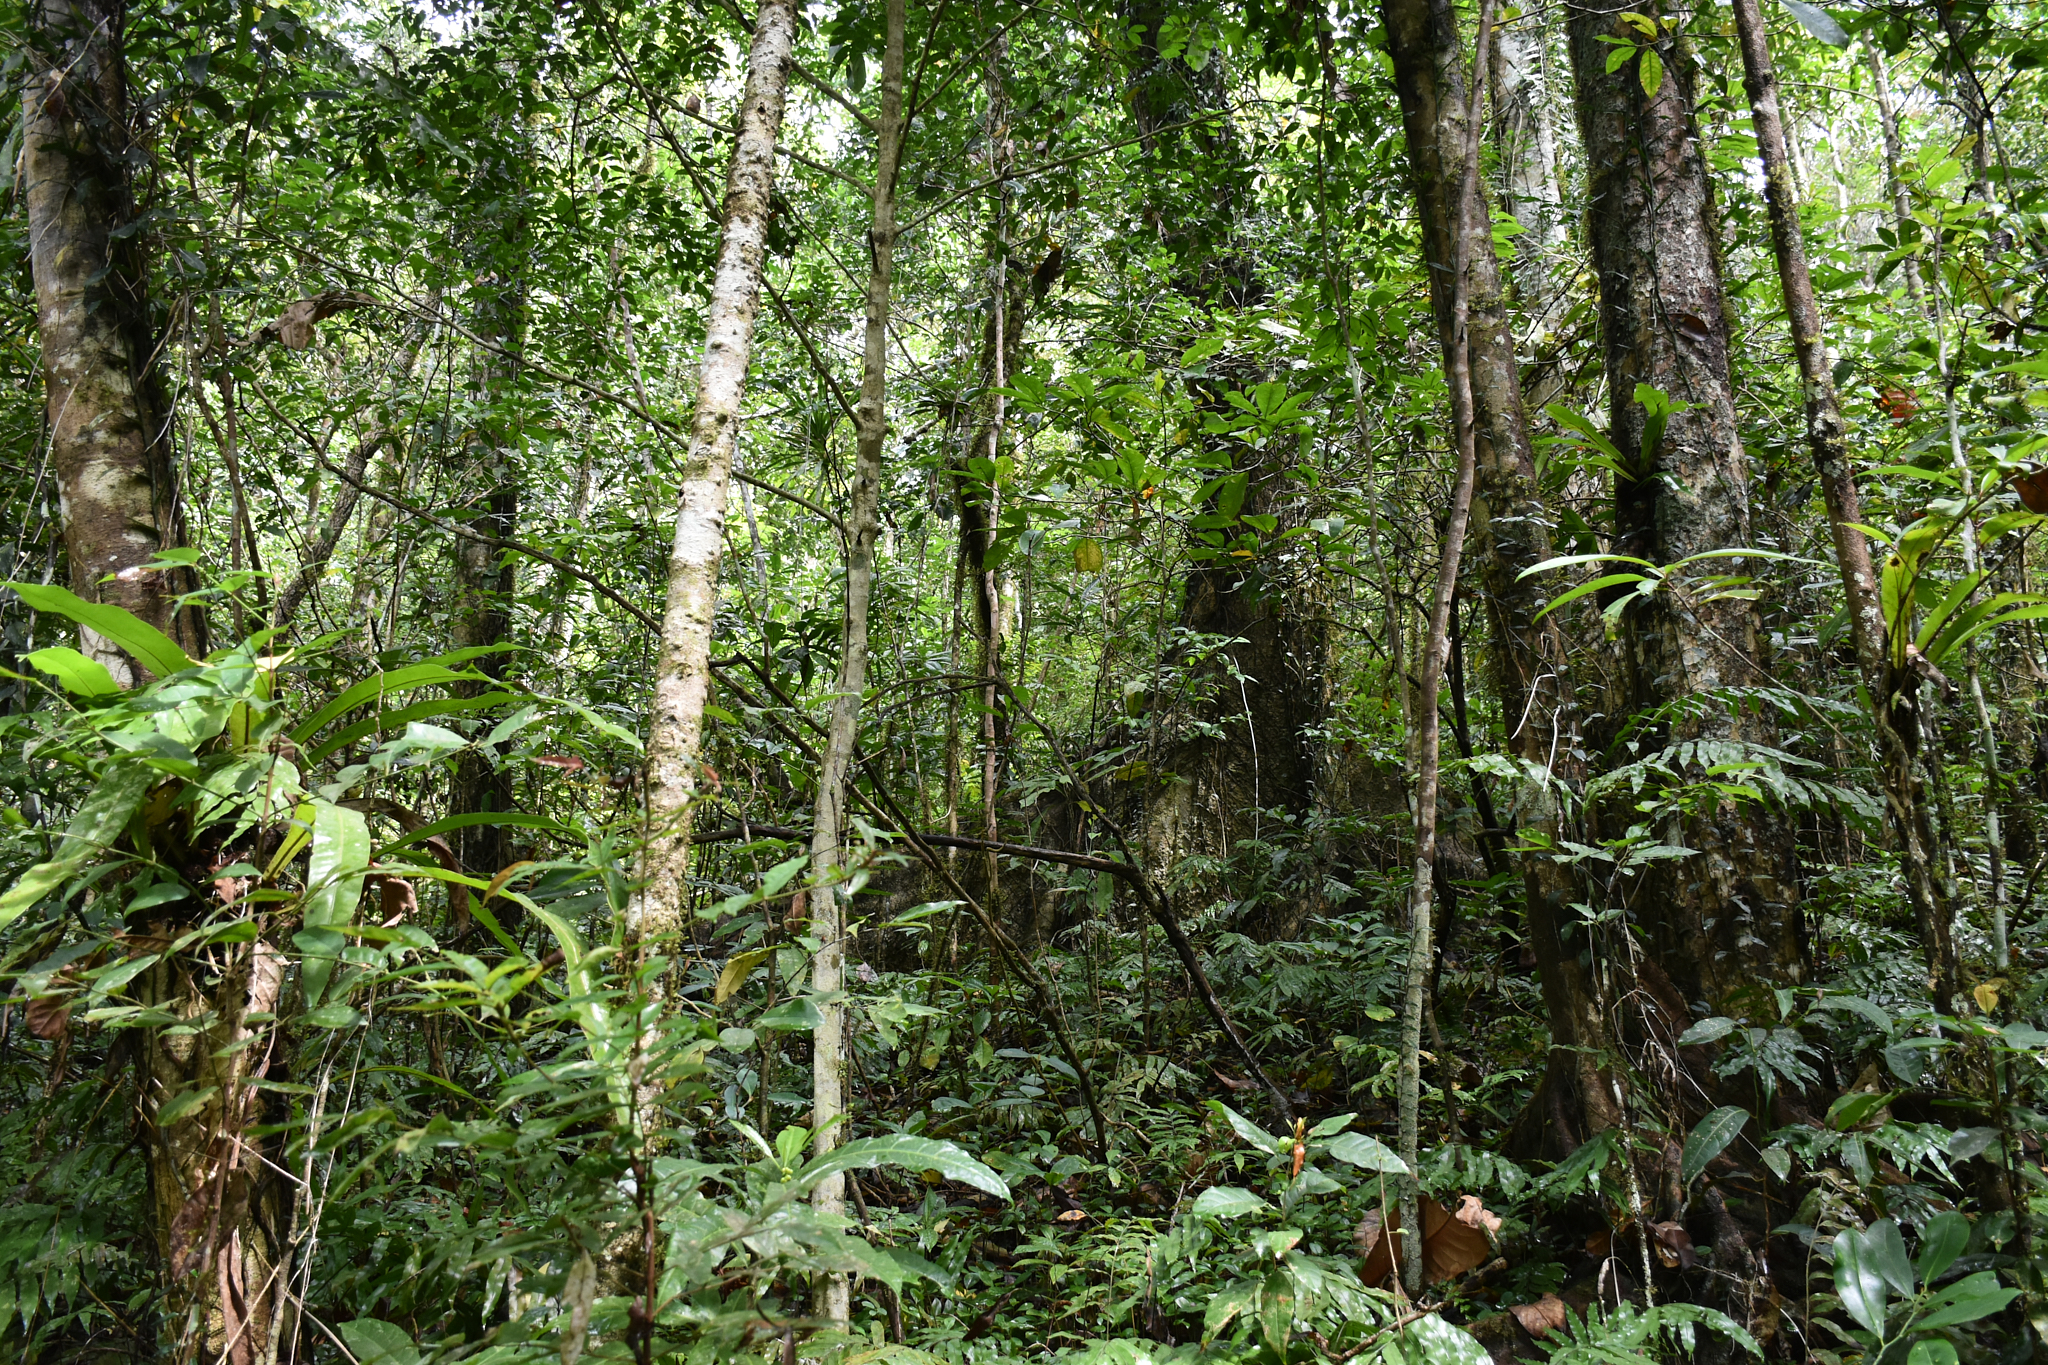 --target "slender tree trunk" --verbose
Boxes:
[1730,0,1958,1003]
[808,0,905,1328]
[1383,0,1615,1155]
[1866,45,1929,315]
[1566,0,1801,1009]
[24,0,202,678]
[1385,0,1491,1293]
[638,0,799,944]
